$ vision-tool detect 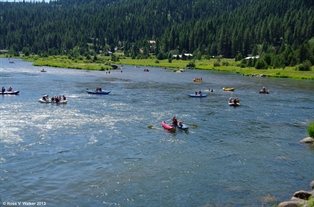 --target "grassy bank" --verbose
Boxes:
[2,54,314,80]
[118,58,314,80]
[22,55,113,71]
